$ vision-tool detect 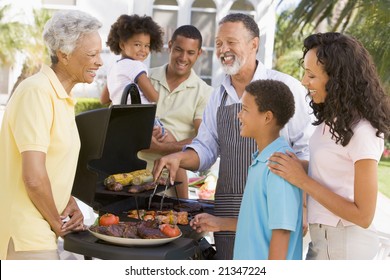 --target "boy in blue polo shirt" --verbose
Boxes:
[233,79,303,260]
